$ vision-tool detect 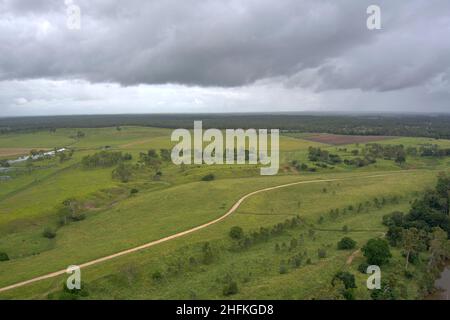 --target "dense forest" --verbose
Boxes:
[1,113,450,139]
